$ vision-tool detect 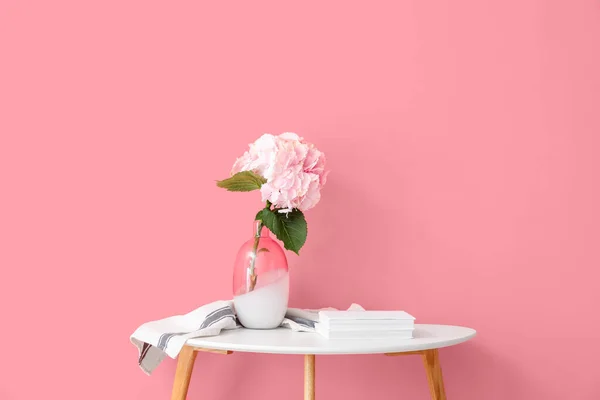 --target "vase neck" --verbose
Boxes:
[254,220,269,238]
